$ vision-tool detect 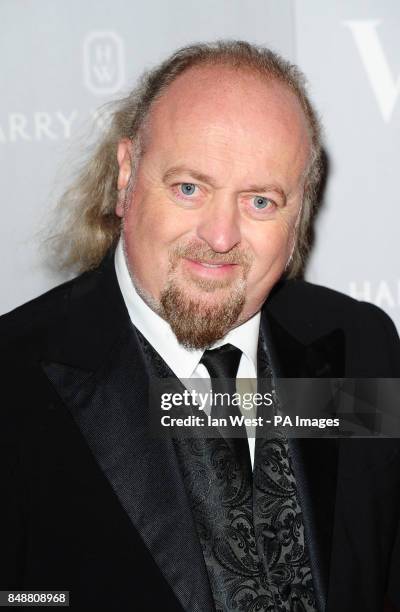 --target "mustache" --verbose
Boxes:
[170,241,253,268]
